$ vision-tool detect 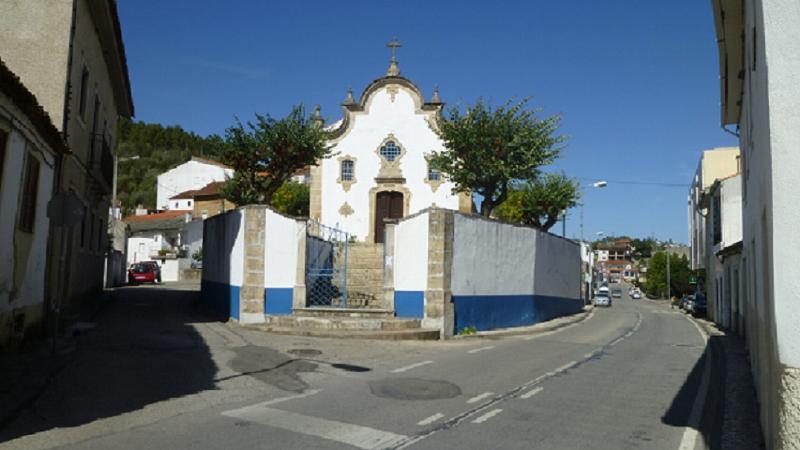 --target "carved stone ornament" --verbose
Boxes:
[386,86,399,103]
[374,134,407,179]
[339,202,354,217]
